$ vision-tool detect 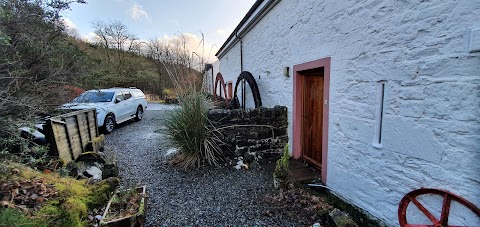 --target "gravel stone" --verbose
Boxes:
[104,104,301,226]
